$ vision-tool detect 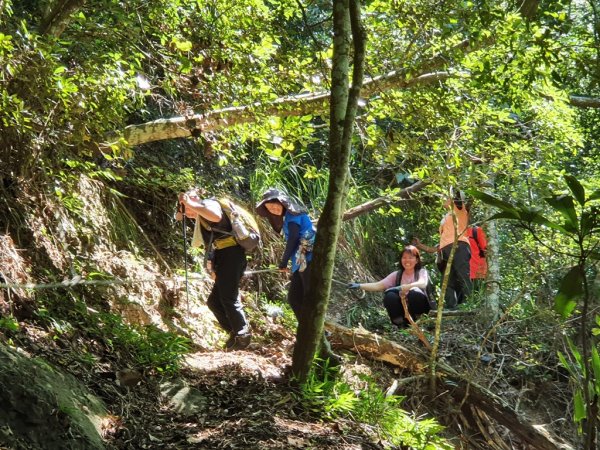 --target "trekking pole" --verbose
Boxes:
[180,203,190,313]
